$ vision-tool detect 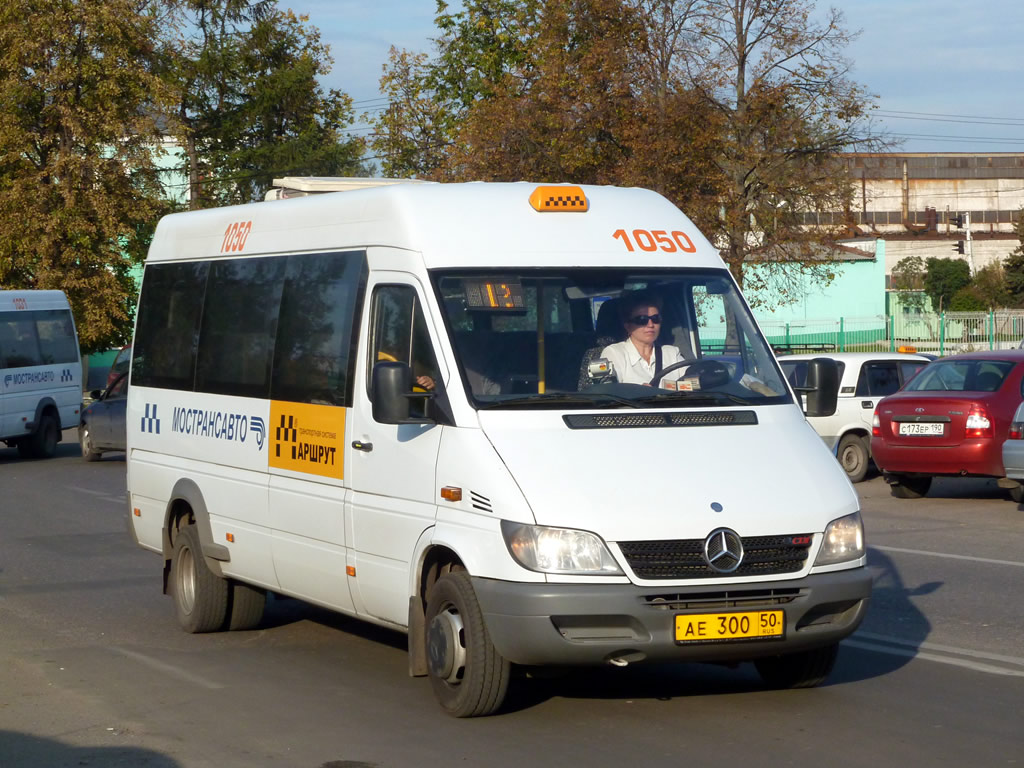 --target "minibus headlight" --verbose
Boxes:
[500,521,623,575]
[814,512,865,566]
